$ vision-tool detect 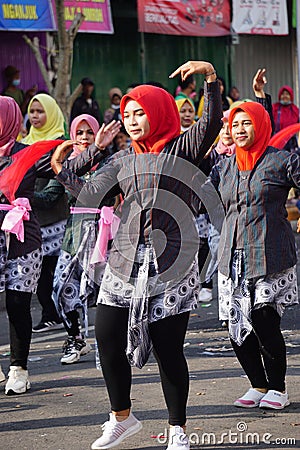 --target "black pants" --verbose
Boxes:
[36,255,61,323]
[6,289,32,370]
[198,238,213,289]
[64,310,81,337]
[95,304,190,426]
[231,306,286,392]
